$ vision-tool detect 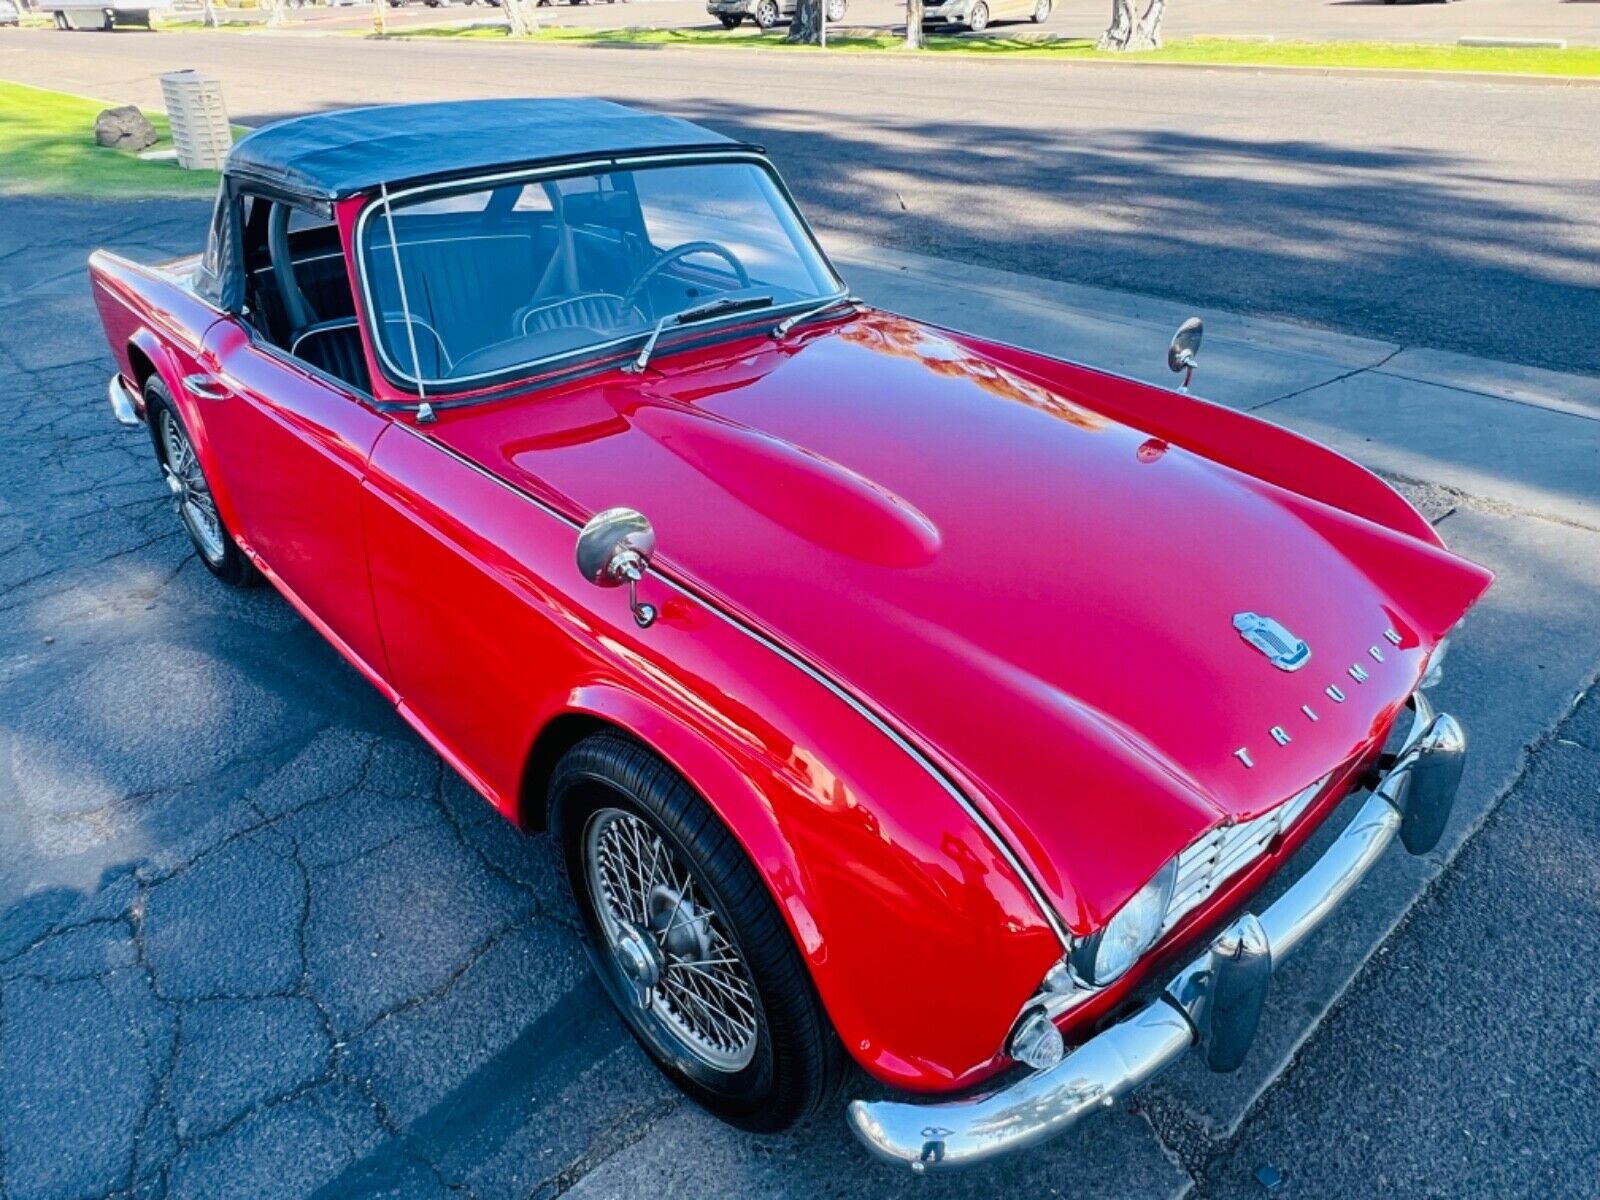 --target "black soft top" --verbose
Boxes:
[225,98,751,204]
